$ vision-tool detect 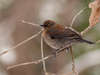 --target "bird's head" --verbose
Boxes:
[40,20,56,28]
